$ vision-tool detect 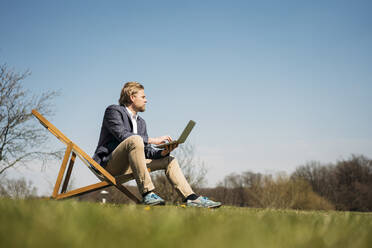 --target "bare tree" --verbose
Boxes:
[0,63,60,175]
[291,155,372,211]
[173,143,207,188]
[213,171,334,210]
[291,161,336,199]
[0,176,37,198]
